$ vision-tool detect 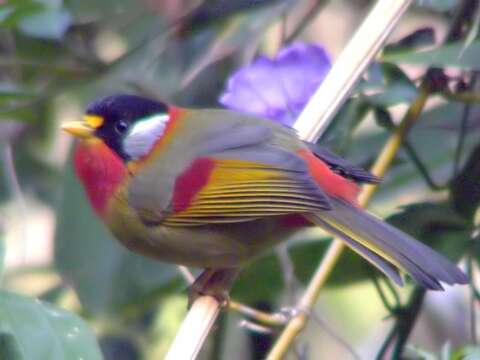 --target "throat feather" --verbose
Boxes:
[74,141,127,217]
